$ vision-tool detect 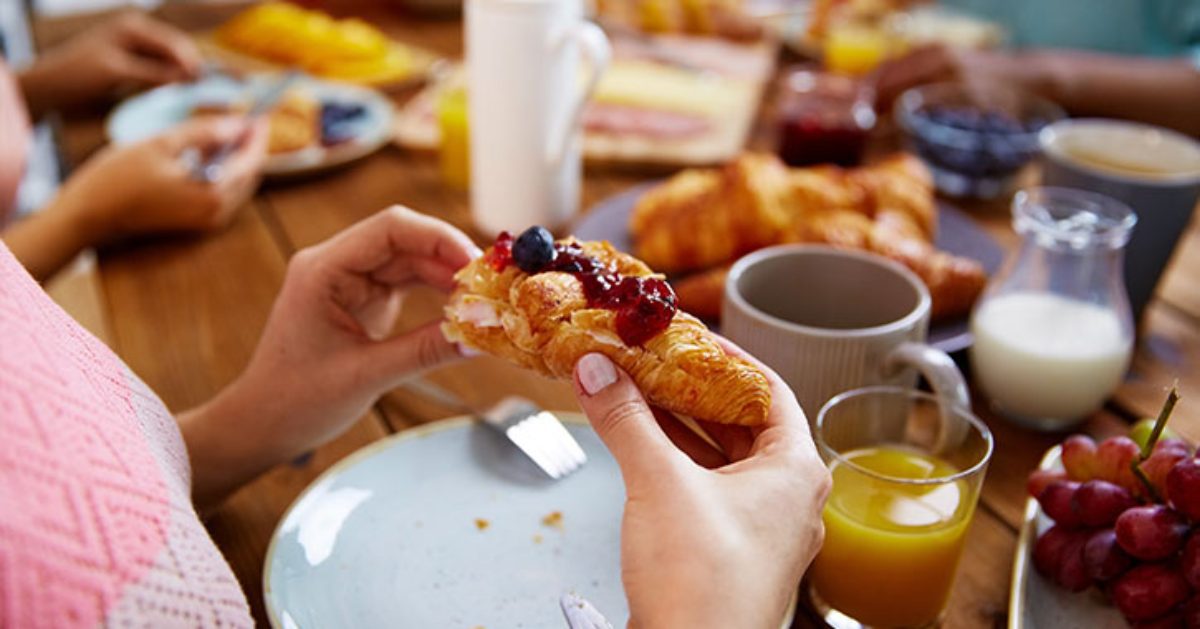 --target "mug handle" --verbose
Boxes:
[546,21,611,168]
[883,342,972,454]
